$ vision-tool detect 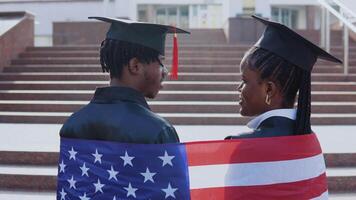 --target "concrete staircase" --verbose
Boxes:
[0,28,355,197]
[0,45,356,125]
